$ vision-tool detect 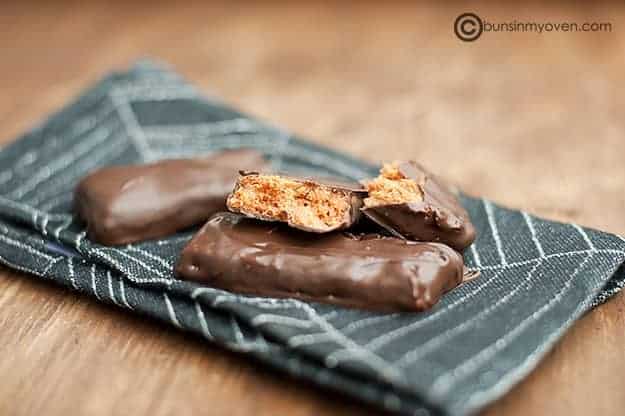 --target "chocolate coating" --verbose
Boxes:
[175,212,465,312]
[362,161,476,251]
[74,149,268,245]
